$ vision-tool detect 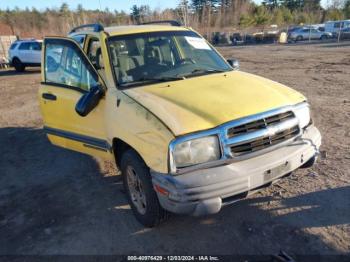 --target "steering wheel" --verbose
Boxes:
[178,58,196,65]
